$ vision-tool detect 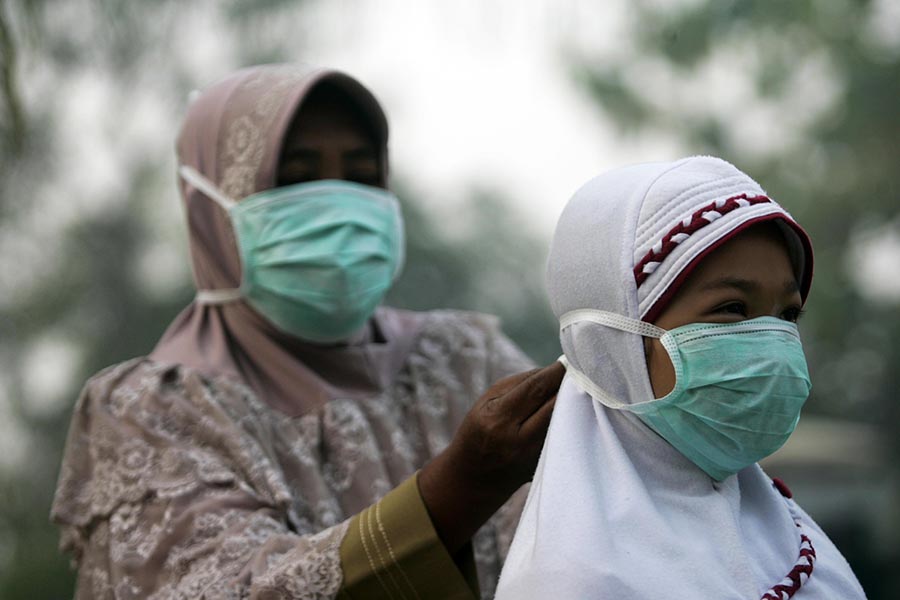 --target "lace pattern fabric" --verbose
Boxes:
[219,64,316,201]
[52,310,533,599]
